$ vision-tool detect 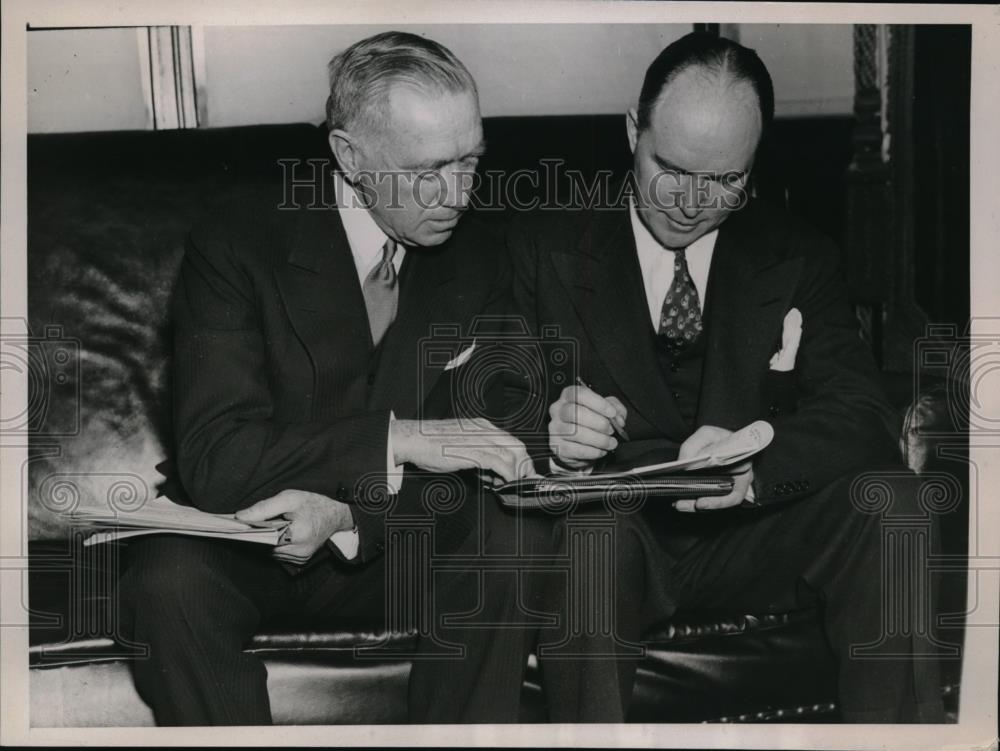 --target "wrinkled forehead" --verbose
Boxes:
[386,81,479,126]
[369,82,482,159]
